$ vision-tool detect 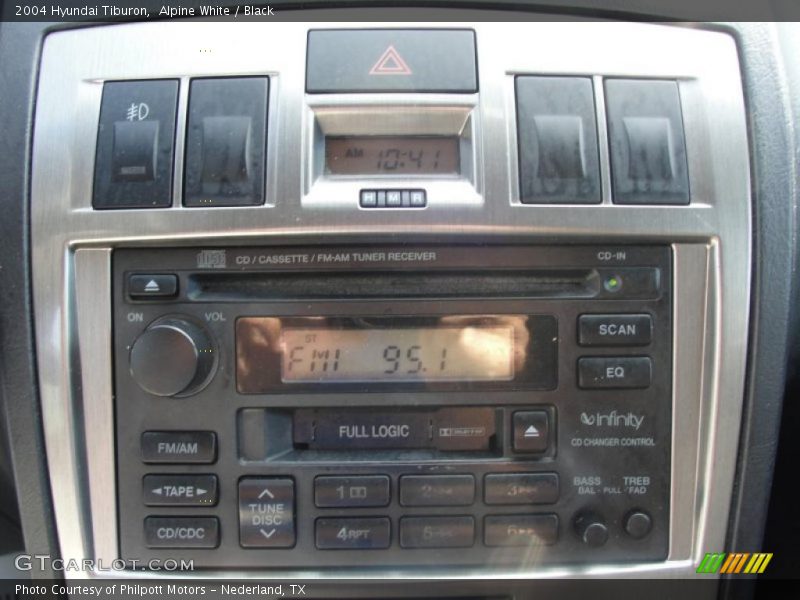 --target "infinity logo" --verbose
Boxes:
[580,411,644,430]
